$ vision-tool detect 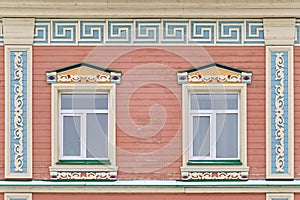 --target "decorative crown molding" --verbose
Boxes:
[46,62,121,84]
[177,62,252,85]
